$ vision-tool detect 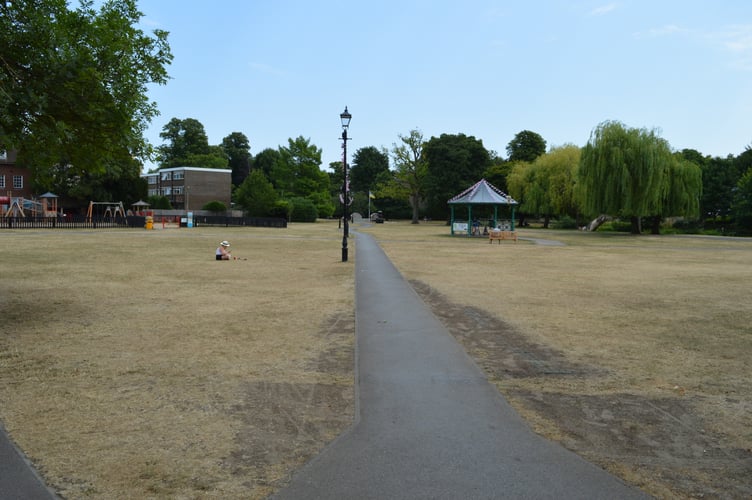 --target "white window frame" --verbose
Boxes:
[13,175,23,189]
[0,175,5,188]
